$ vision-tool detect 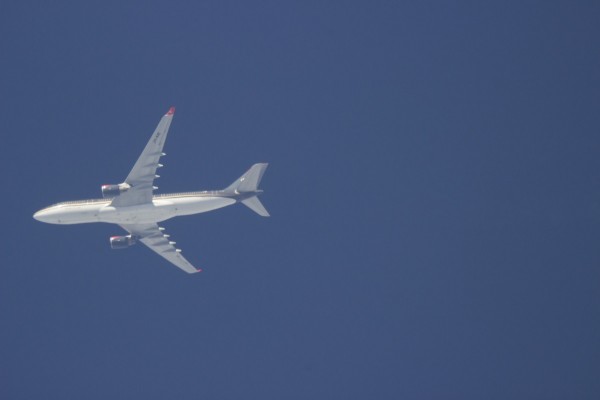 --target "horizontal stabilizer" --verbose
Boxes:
[241,196,270,217]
